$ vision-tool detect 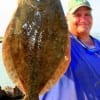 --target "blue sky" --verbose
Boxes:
[90,0,100,36]
[0,0,100,37]
[88,0,100,35]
